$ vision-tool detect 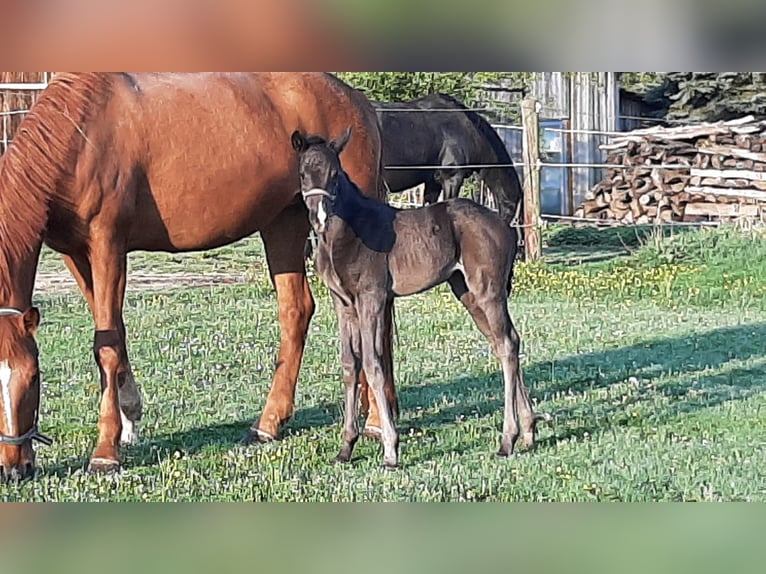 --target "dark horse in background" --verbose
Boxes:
[0,72,398,480]
[375,93,523,229]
